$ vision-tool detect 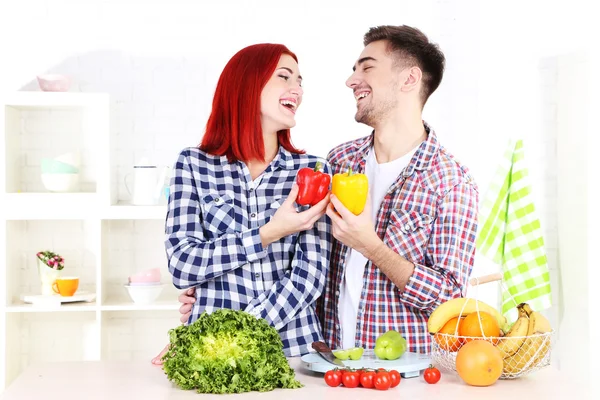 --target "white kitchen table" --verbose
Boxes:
[0,357,592,399]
